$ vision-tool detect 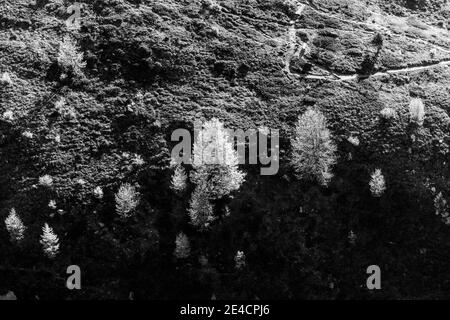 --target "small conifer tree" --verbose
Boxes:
[369,169,386,197]
[188,185,214,230]
[57,36,86,76]
[93,186,104,199]
[434,192,450,225]
[115,183,140,218]
[409,98,425,126]
[174,232,191,259]
[40,223,60,258]
[39,174,53,187]
[171,165,187,192]
[4,208,26,244]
